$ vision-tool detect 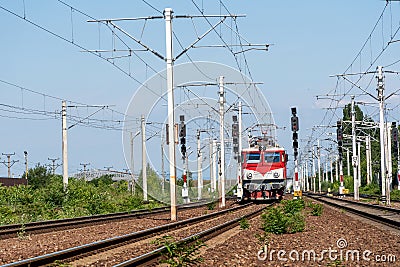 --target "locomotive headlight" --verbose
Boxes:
[273,172,280,178]
[247,173,252,179]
